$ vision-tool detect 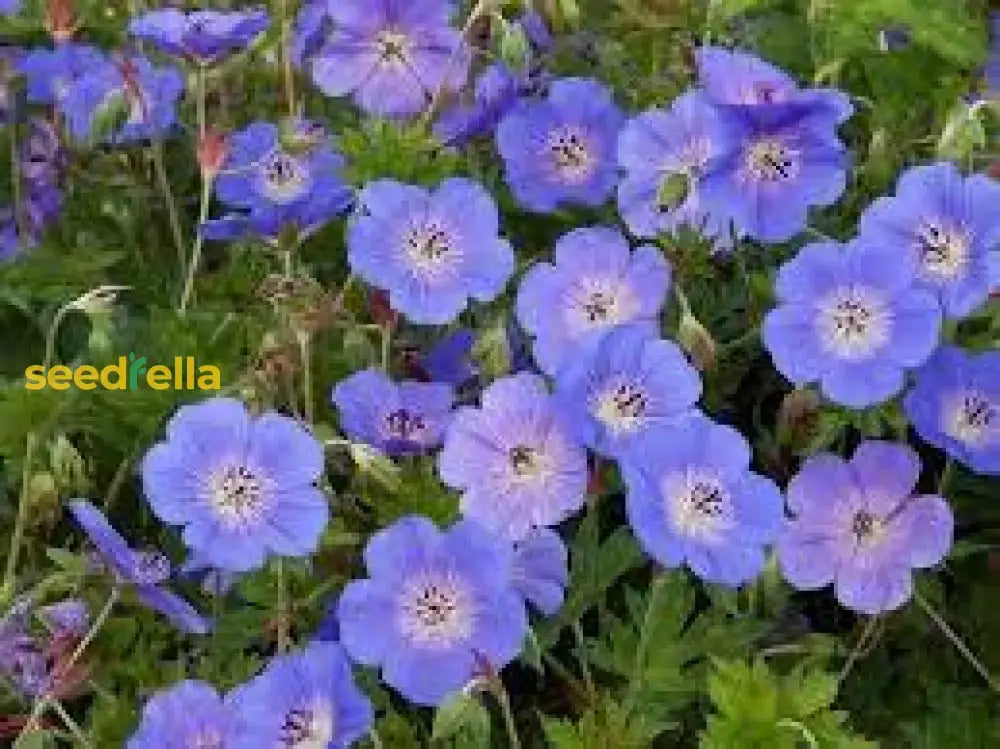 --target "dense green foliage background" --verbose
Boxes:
[0,0,998,746]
